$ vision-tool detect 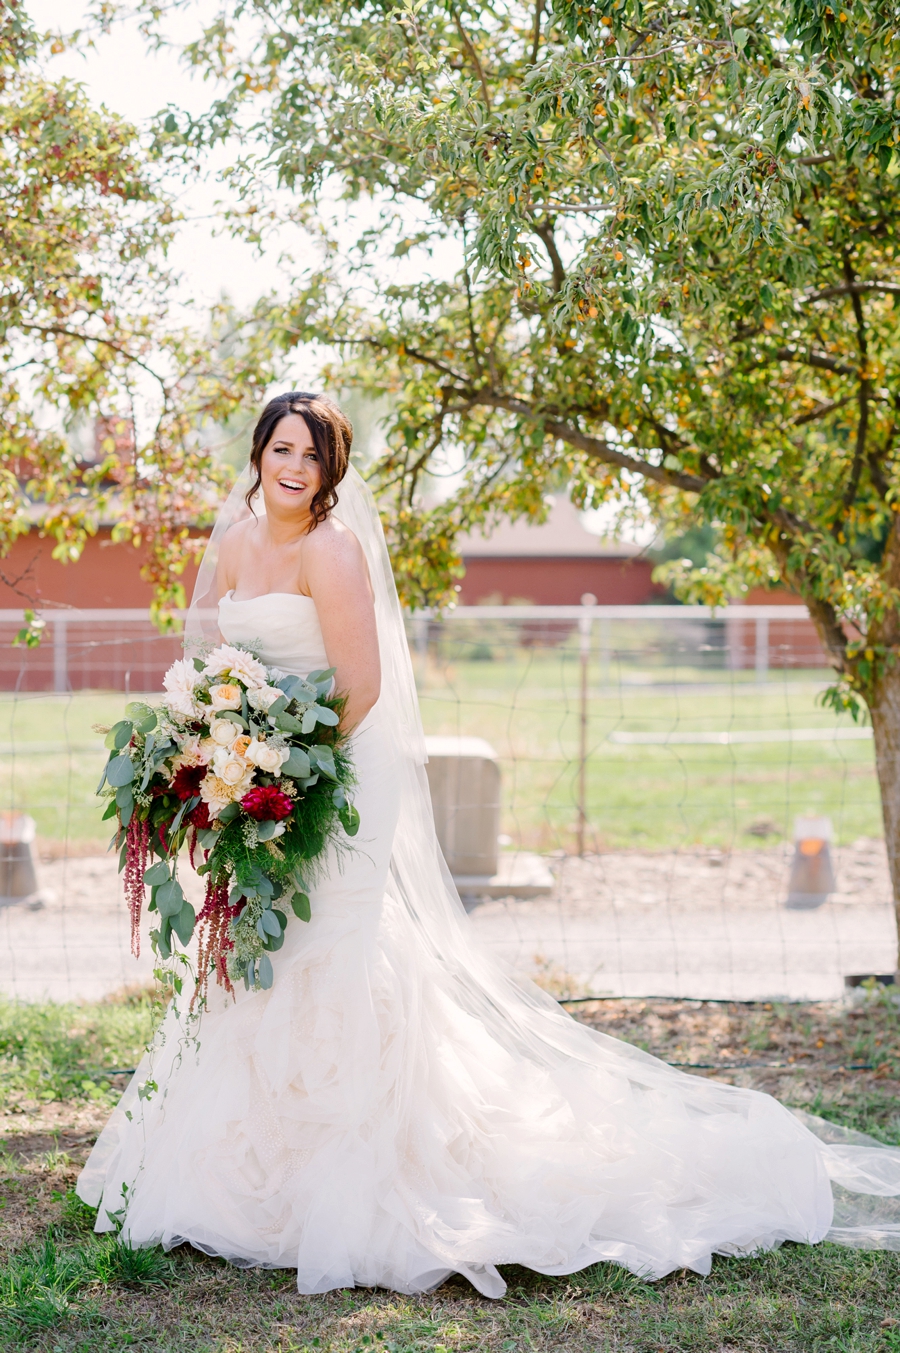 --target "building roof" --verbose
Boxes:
[457,495,643,559]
